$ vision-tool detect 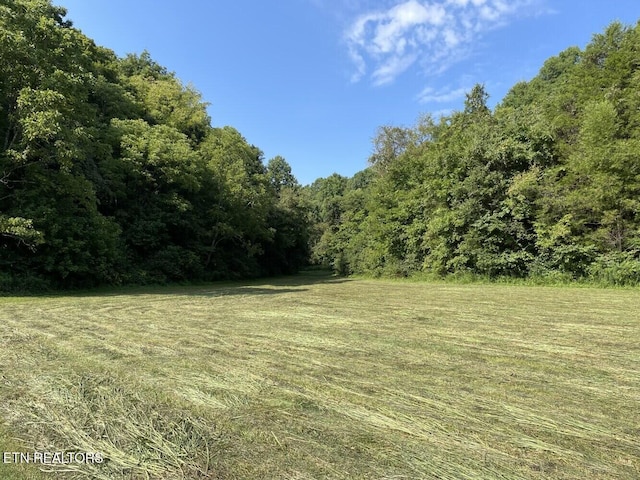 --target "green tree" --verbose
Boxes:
[0,0,311,290]
[266,155,298,193]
